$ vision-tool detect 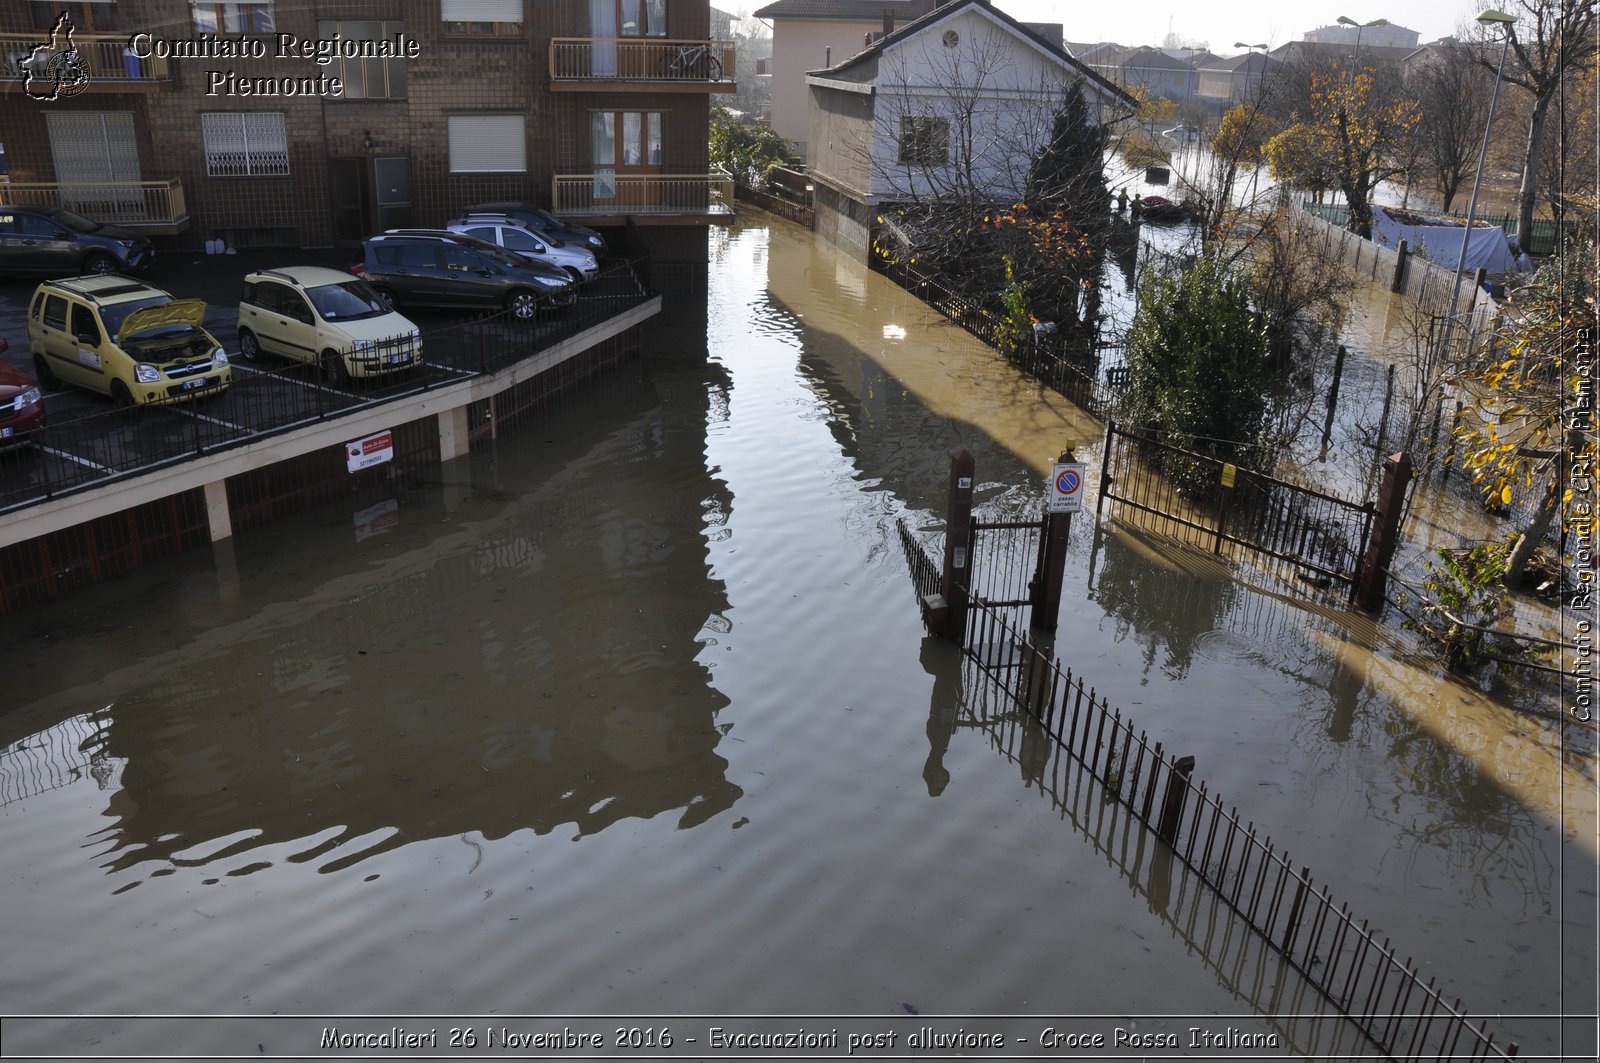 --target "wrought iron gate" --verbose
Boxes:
[966,517,1046,610]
